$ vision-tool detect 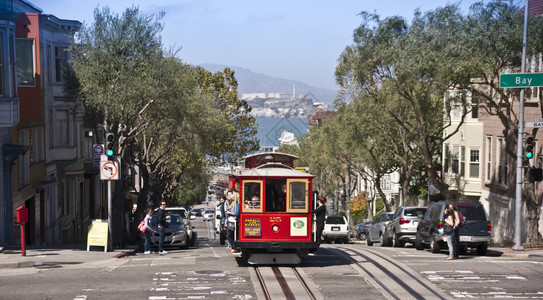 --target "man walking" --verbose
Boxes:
[156,201,170,255]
